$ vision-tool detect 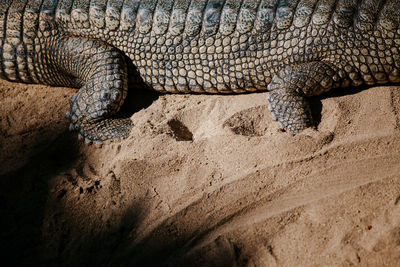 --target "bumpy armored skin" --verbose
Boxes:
[0,0,399,141]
